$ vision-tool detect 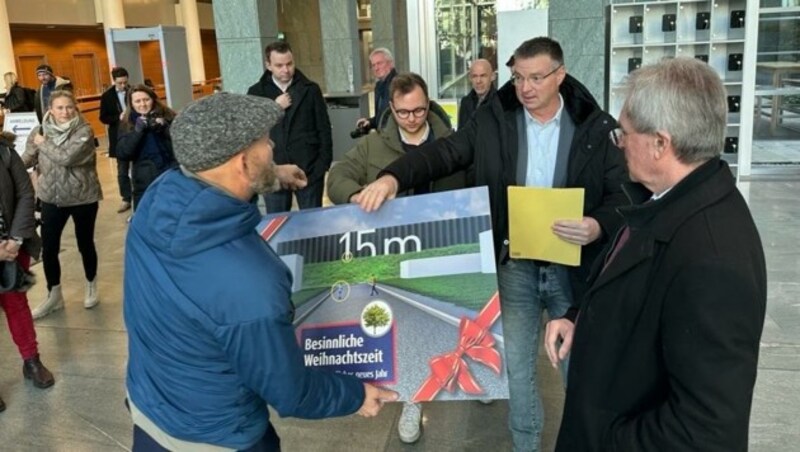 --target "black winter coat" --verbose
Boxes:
[99,86,128,158]
[369,68,397,130]
[116,119,176,199]
[457,84,496,129]
[557,158,766,451]
[3,84,34,113]
[382,75,628,301]
[247,69,332,184]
